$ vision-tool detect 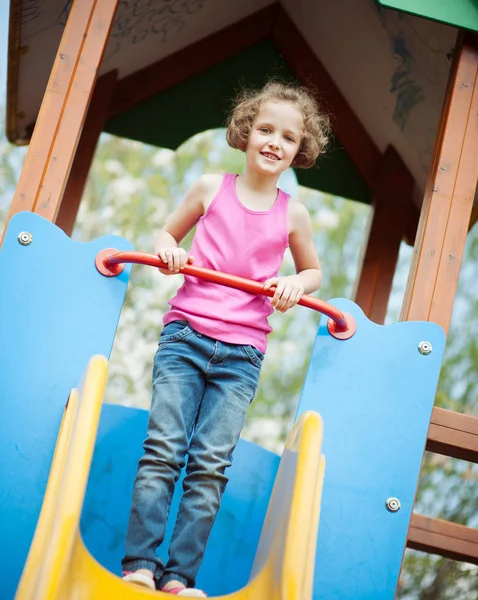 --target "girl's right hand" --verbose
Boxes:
[157,247,195,274]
